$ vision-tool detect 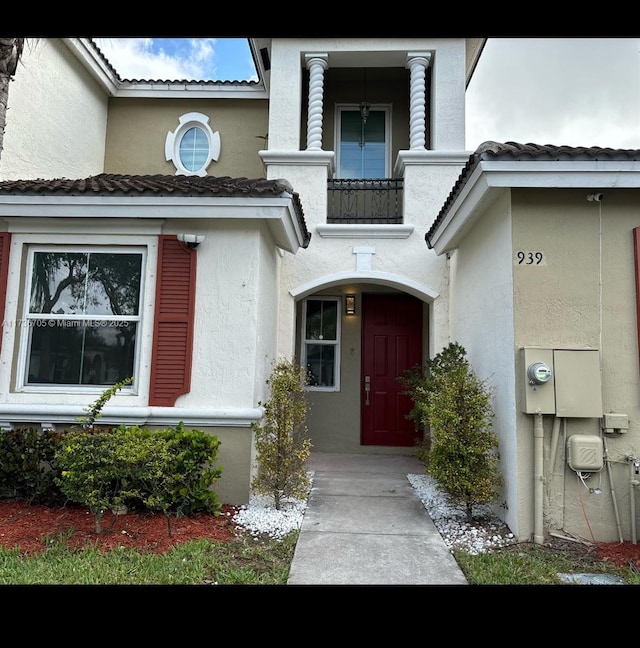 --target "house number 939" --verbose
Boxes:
[516,251,544,265]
